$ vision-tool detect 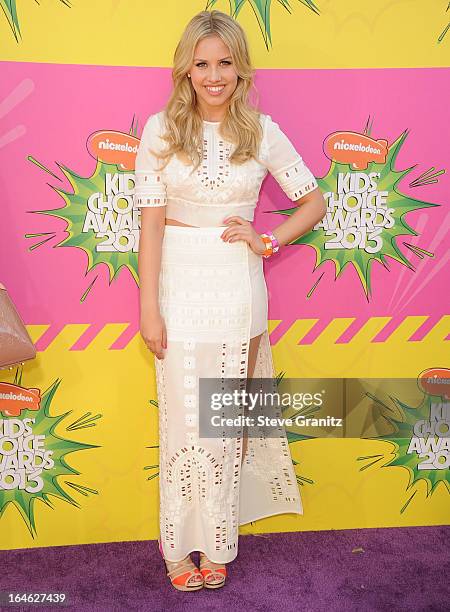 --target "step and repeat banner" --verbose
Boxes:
[0,1,448,550]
